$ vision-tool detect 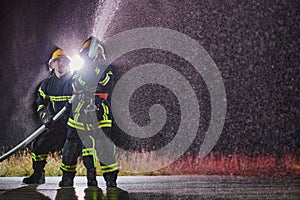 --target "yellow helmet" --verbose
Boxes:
[51,48,69,60]
[48,48,70,70]
[81,39,92,52]
[80,36,105,60]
